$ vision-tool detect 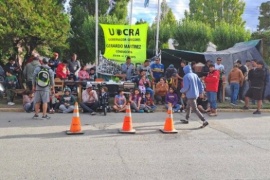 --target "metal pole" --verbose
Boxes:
[129,0,133,25]
[155,0,161,56]
[95,0,98,76]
